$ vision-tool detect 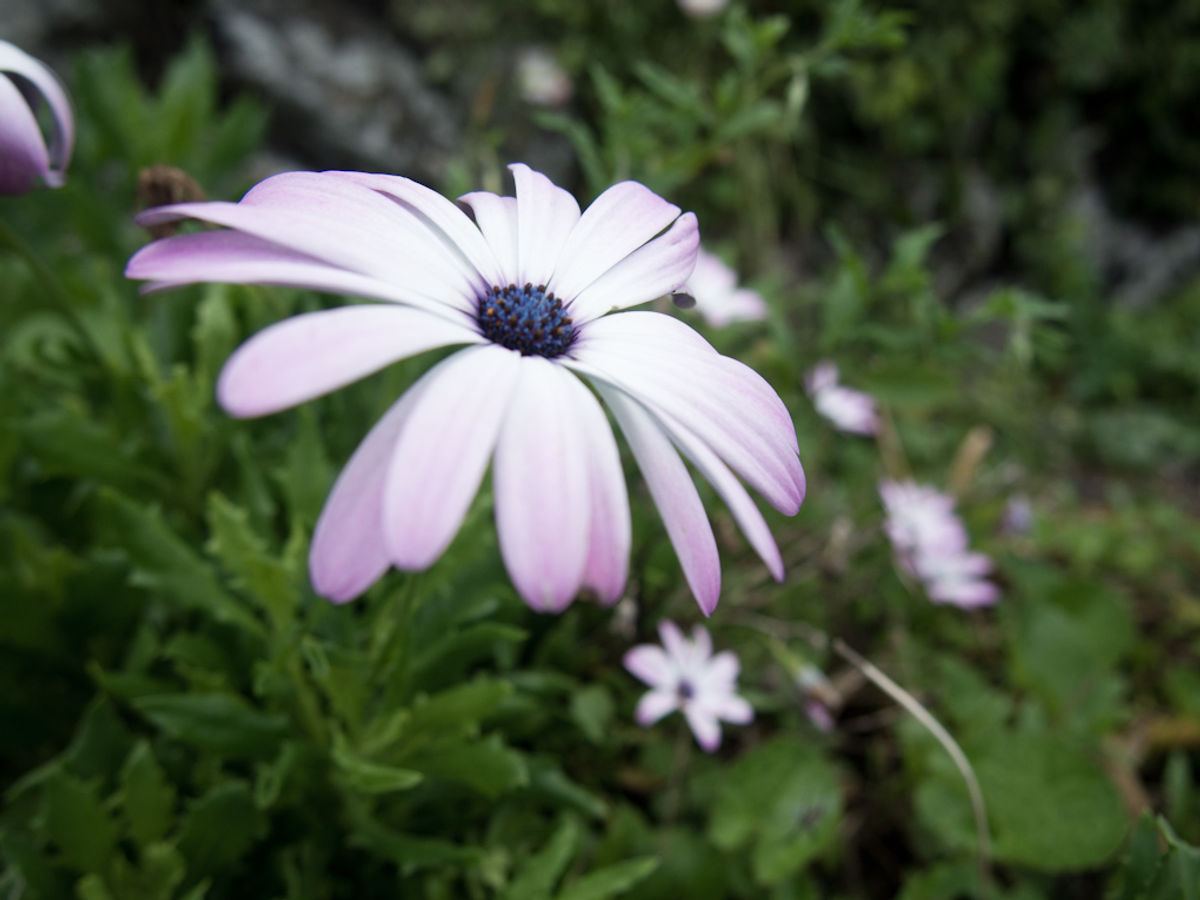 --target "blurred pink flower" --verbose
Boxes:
[624,621,753,751]
[677,0,729,19]
[805,361,878,436]
[127,164,805,615]
[684,248,767,326]
[515,46,572,107]
[0,41,73,195]
[879,480,999,608]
